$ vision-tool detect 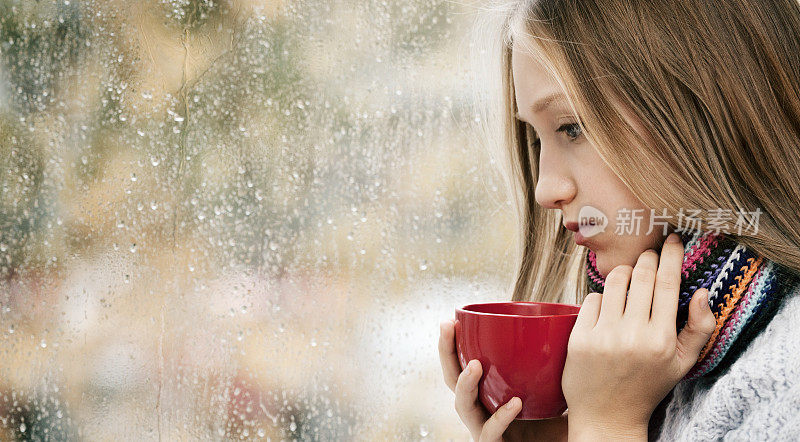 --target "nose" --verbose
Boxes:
[534,147,577,210]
